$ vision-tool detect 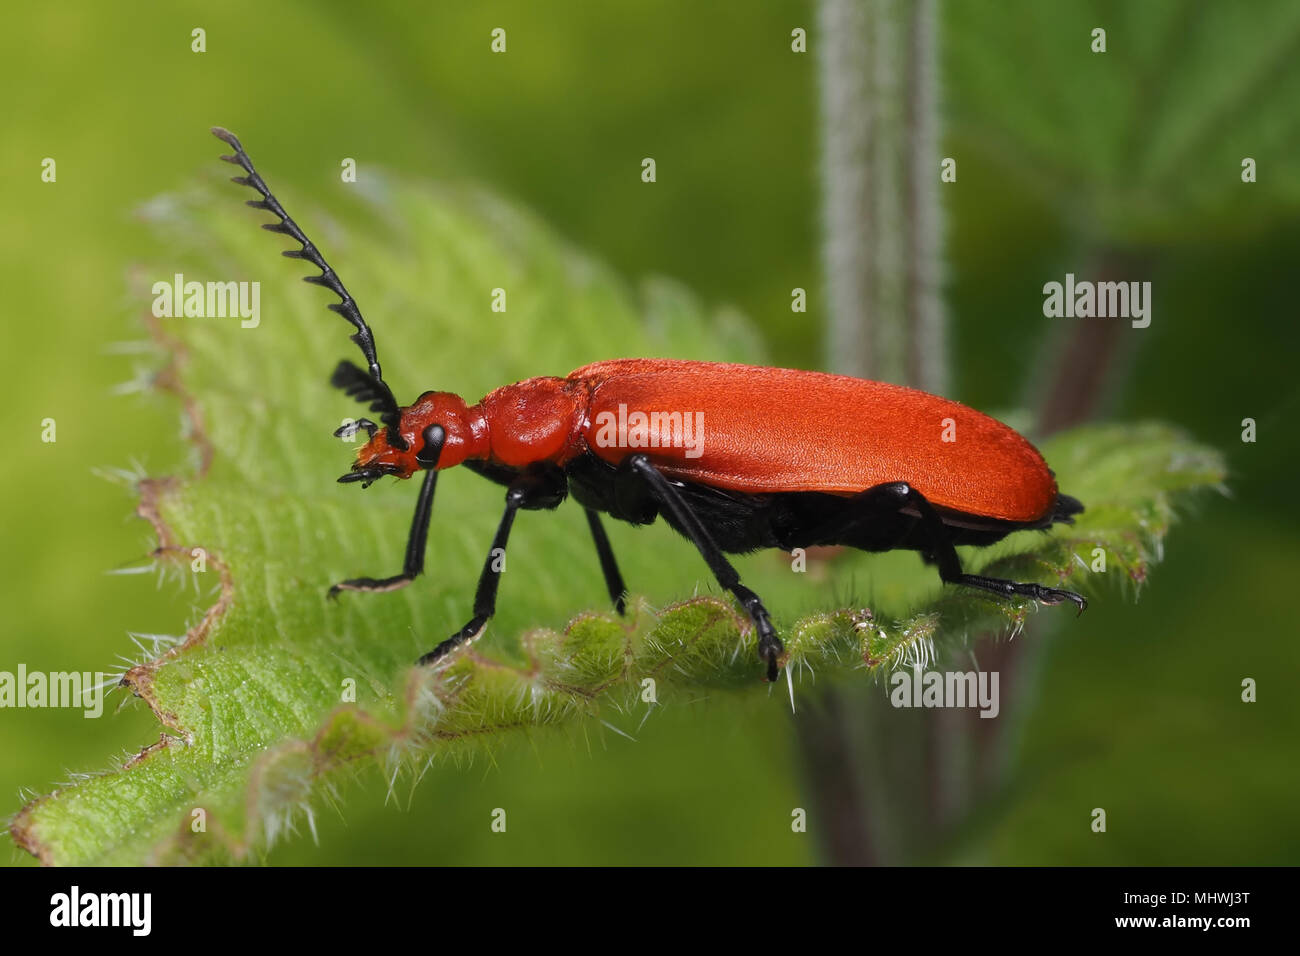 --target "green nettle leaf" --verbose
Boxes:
[947,0,1300,240]
[9,176,1224,865]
